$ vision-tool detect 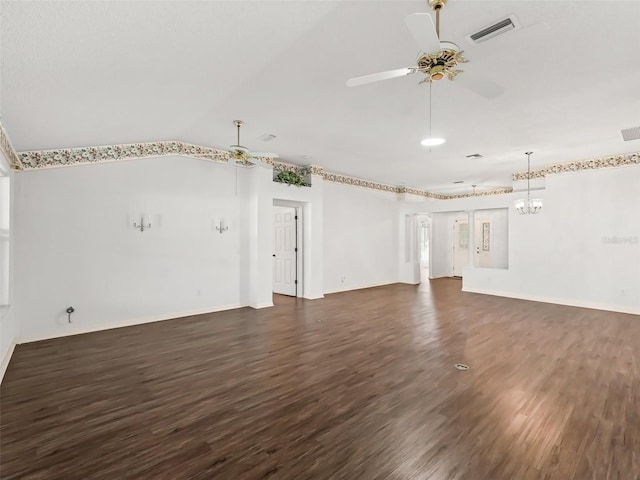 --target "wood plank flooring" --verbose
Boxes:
[1,279,639,479]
